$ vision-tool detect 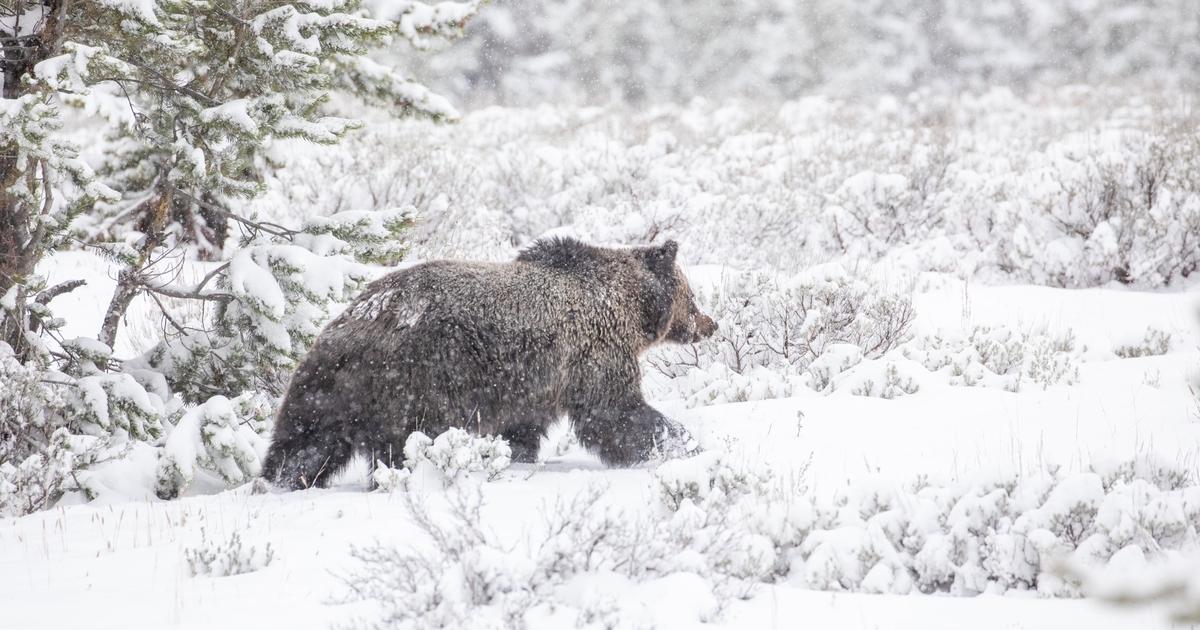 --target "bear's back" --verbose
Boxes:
[329,256,628,350]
